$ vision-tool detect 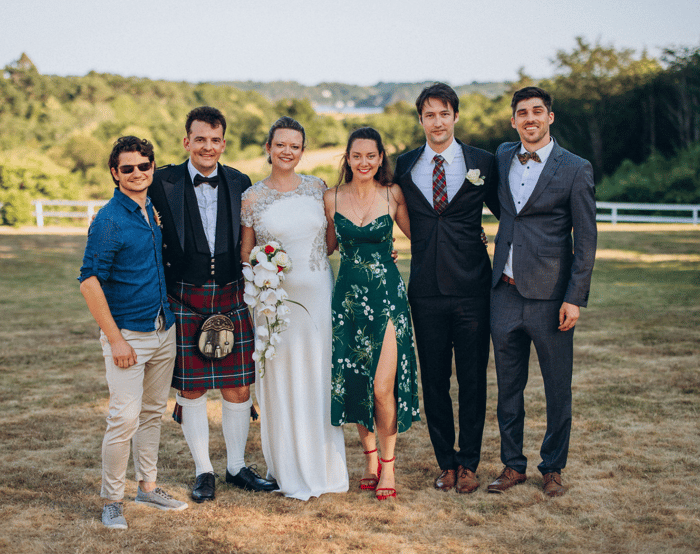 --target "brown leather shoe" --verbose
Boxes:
[434,469,456,491]
[455,466,479,494]
[543,472,565,497]
[487,467,527,493]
